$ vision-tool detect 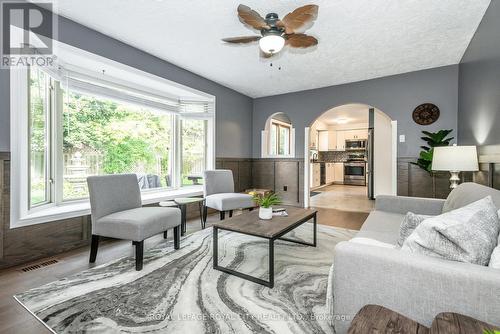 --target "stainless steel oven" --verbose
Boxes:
[345,139,367,151]
[344,162,366,186]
